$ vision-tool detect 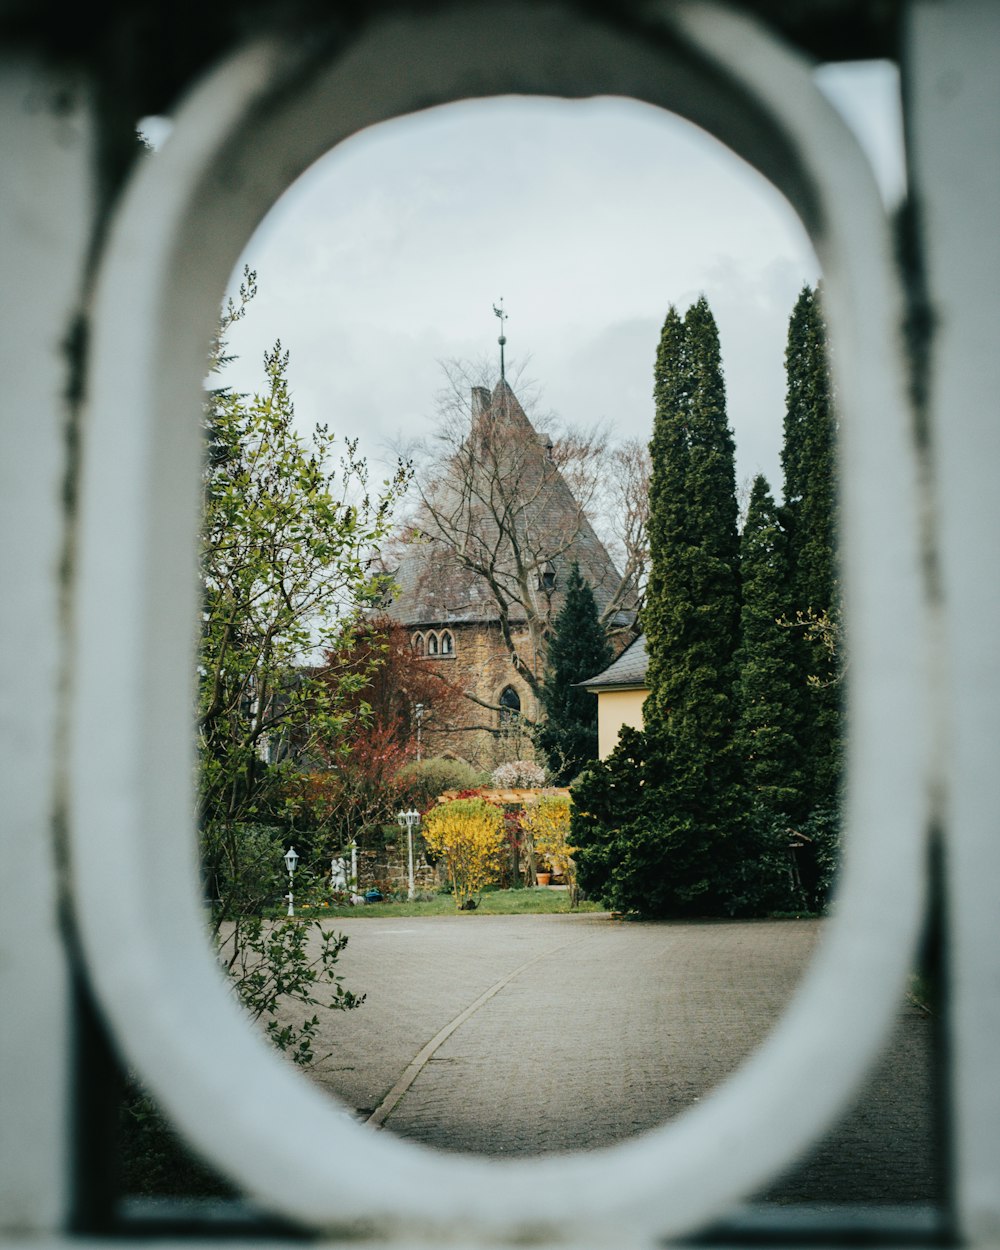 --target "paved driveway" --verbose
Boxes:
[278,912,937,1203]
